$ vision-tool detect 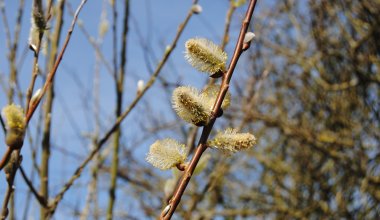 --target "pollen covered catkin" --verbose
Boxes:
[146,139,187,170]
[208,128,256,153]
[200,84,231,109]
[172,86,212,126]
[185,38,227,75]
[2,104,26,149]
